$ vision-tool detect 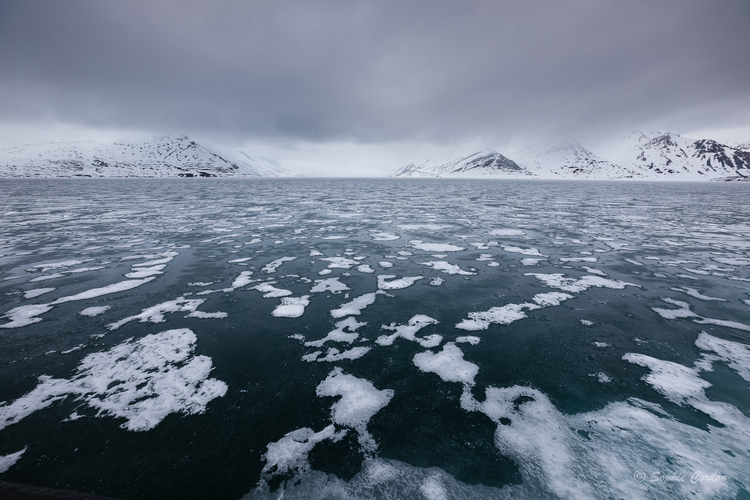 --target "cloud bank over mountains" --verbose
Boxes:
[1,0,749,174]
